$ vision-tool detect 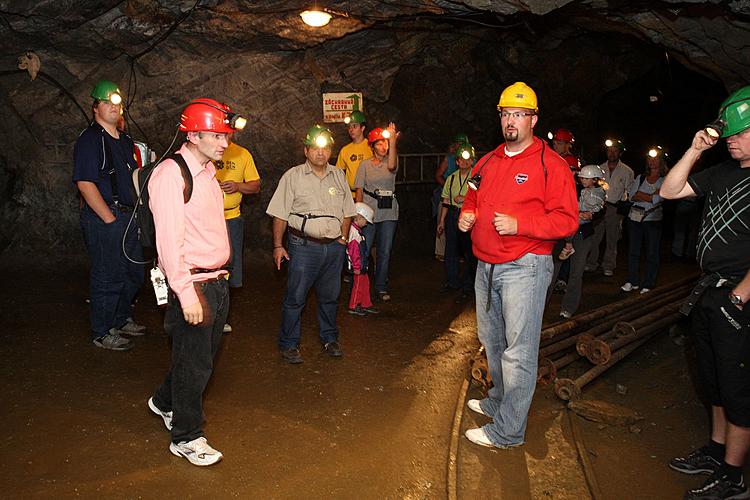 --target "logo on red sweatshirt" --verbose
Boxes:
[515,173,528,184]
